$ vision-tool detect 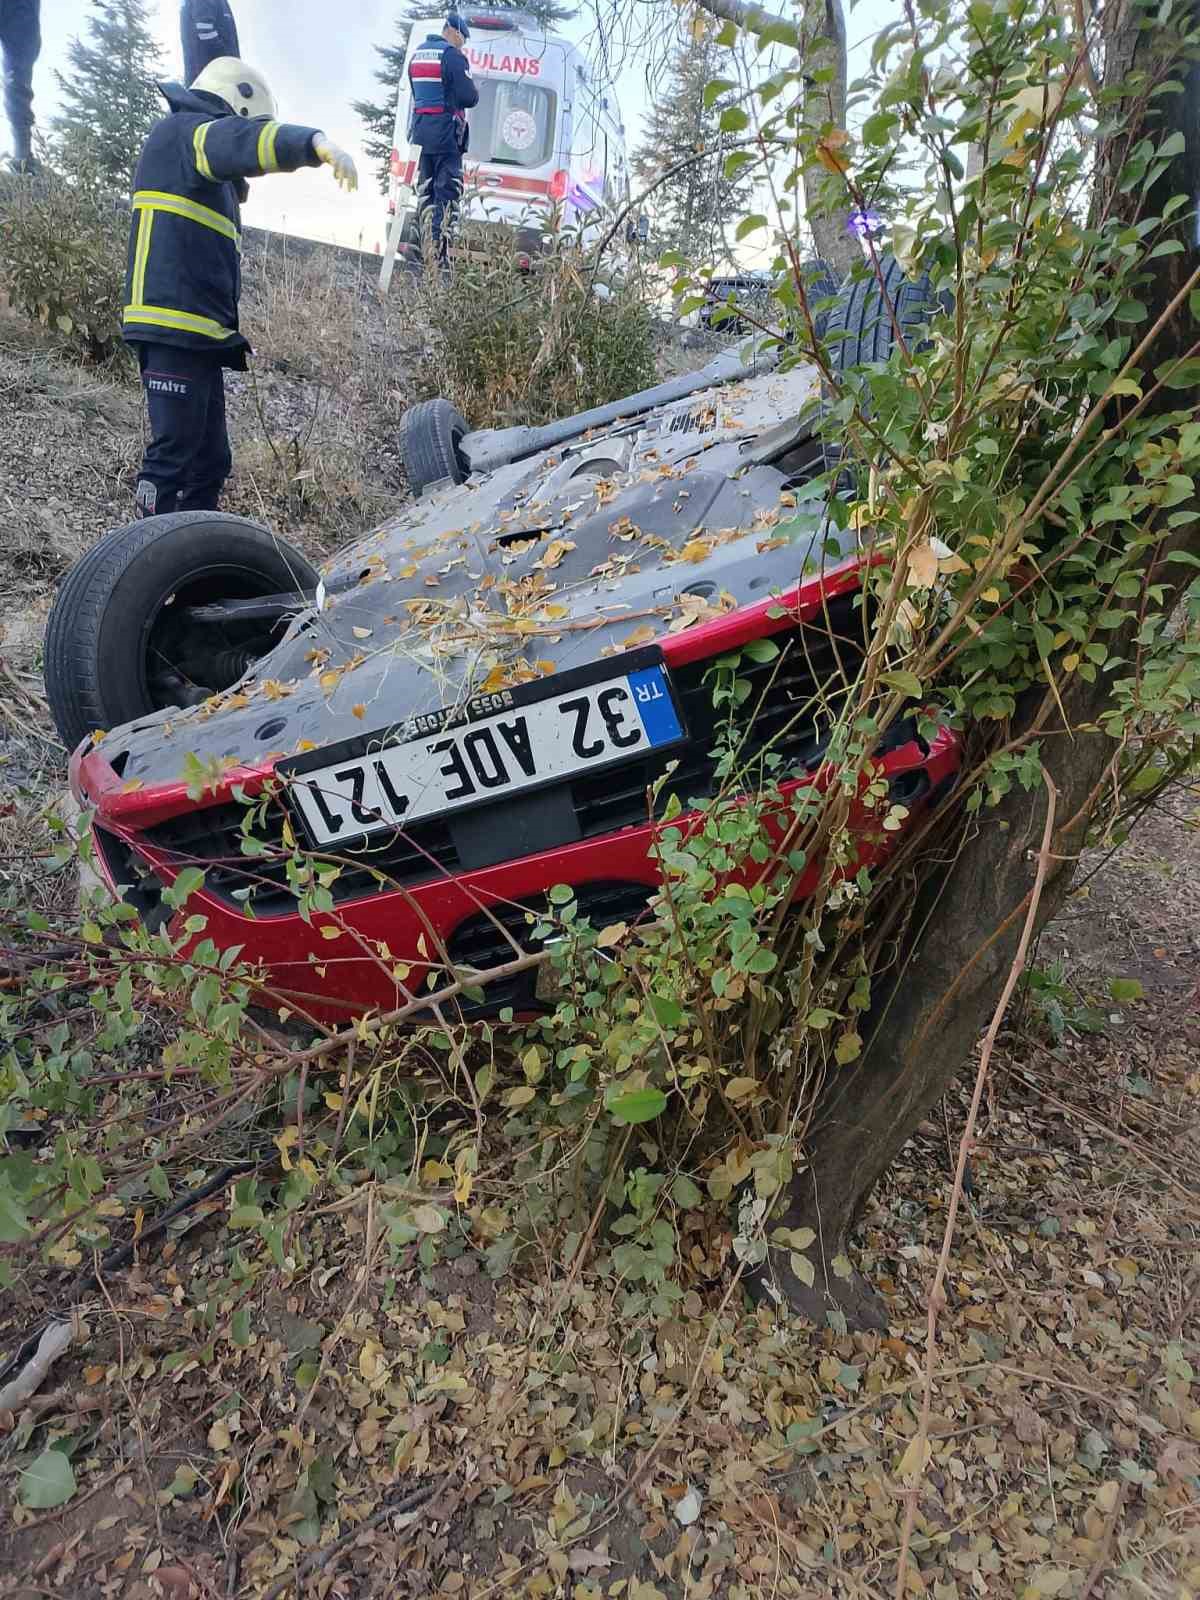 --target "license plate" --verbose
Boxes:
[282,653,685,847]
